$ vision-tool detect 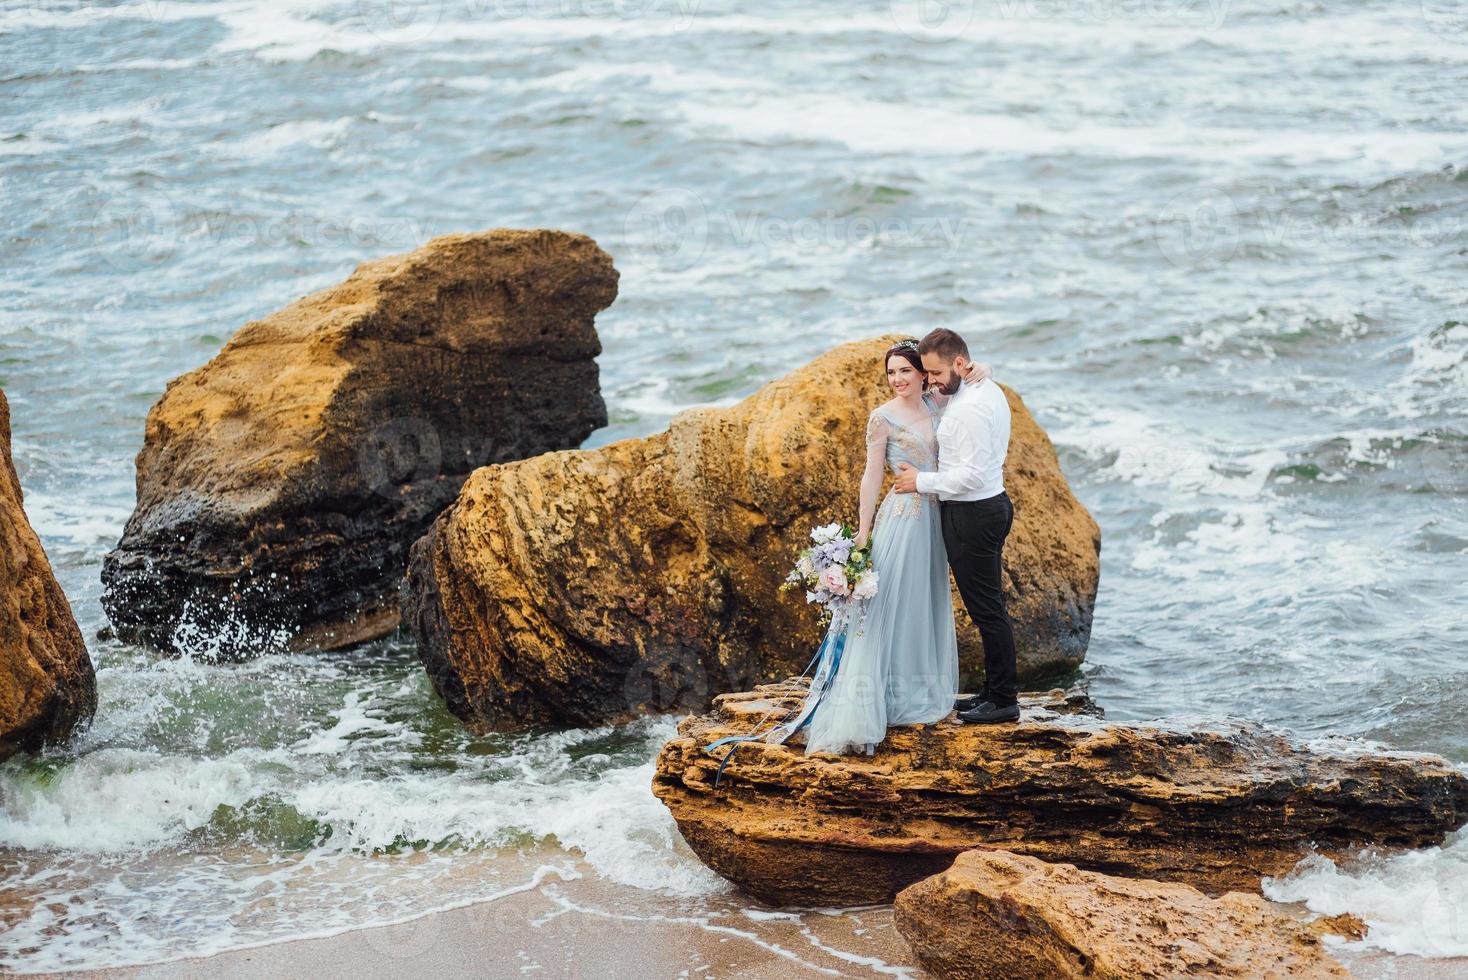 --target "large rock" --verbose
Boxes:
[1,390,96,758]
[894,849,1356,979]
[402,336,1100,732]
[651,680,1468,906]
[102,230,616,656]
